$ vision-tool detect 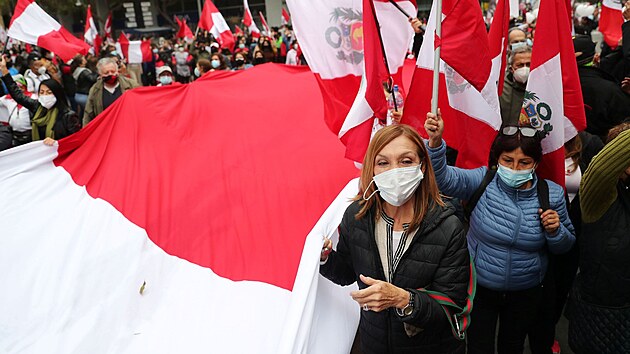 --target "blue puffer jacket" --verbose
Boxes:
[428,141,576,291]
